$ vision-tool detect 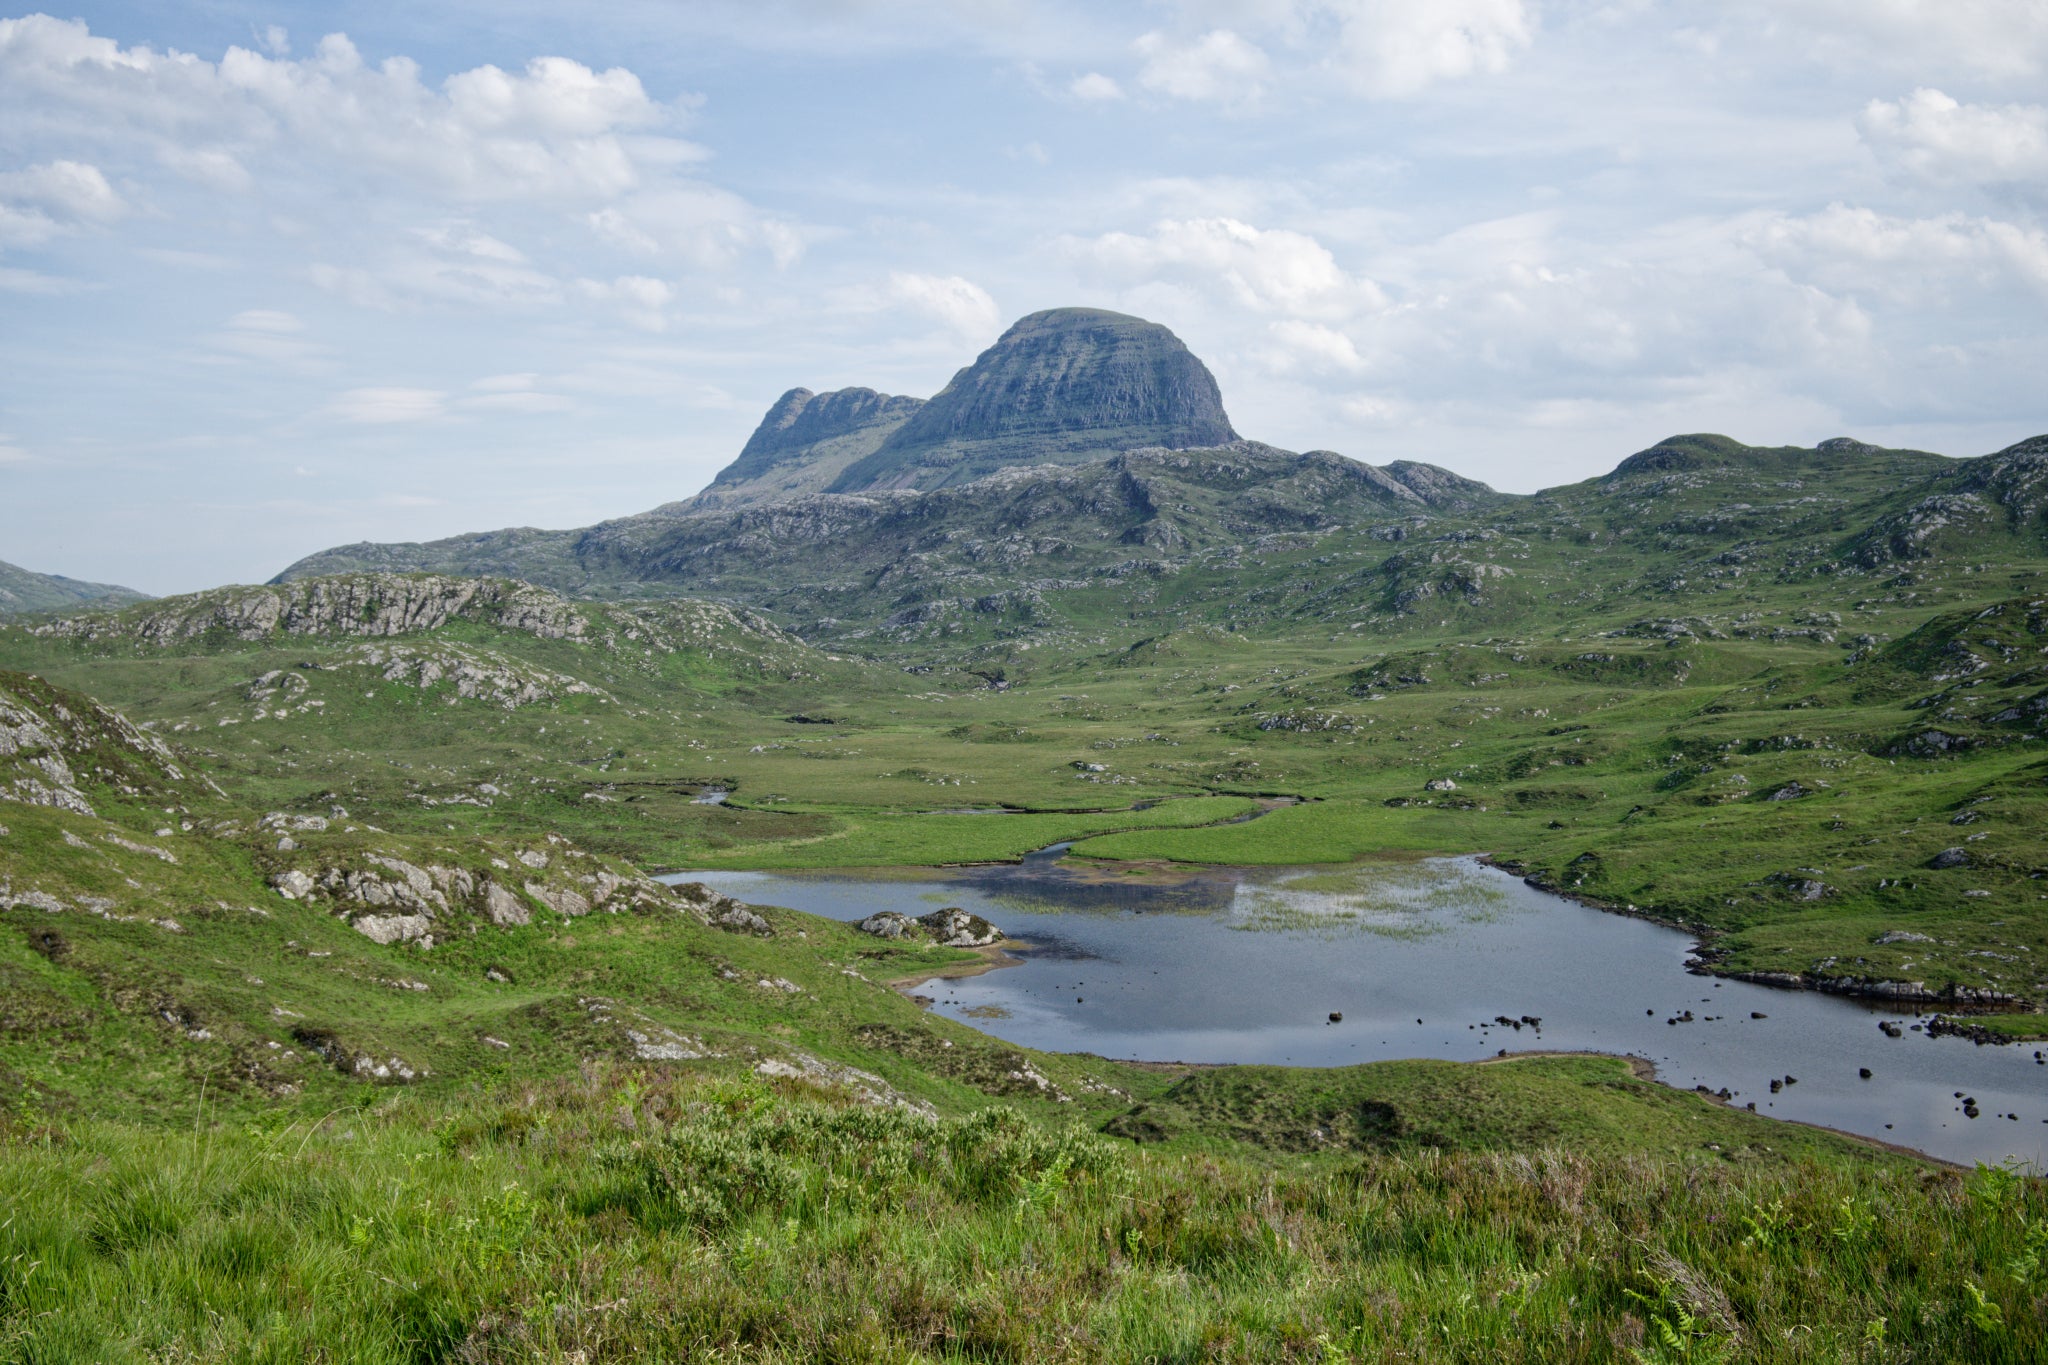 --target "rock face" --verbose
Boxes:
[689,387,924,509]
[0,670,186,816]
[826,308,1240,493]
